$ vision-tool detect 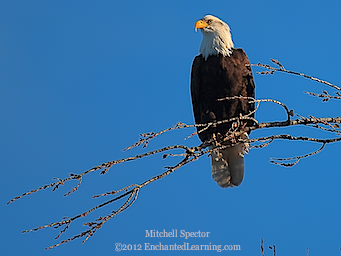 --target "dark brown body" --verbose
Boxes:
[190,49,255,142]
